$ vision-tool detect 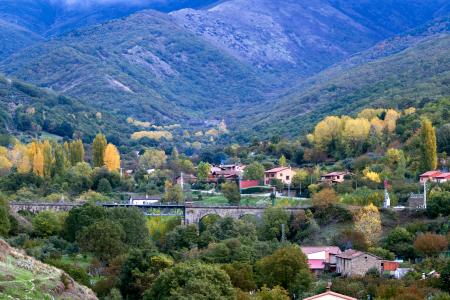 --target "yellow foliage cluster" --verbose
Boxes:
[206,129,219,136]
[131,131,173,141]
[127,117,152,128]
[151,124,181,130]
[103,144,121,171]
[354,204,382,245]
[363,168,381,183]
